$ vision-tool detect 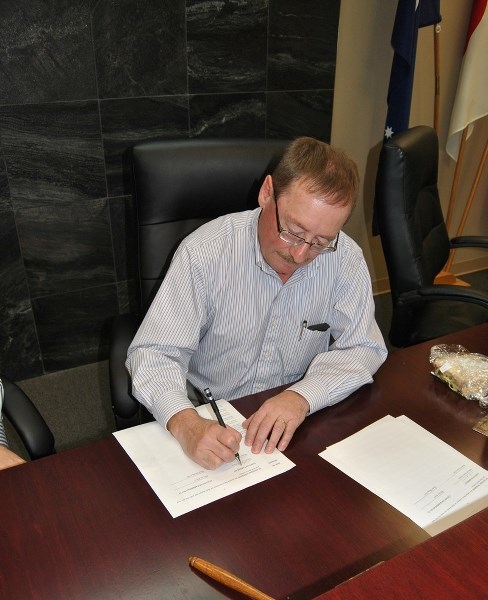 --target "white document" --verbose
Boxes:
[114,400,295,518]
[319,415,488,536]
